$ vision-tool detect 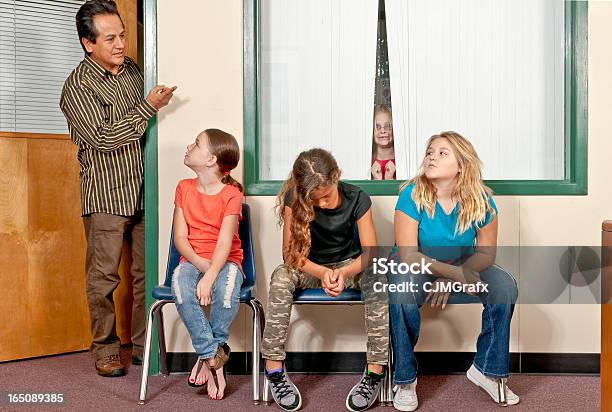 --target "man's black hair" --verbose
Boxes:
[76,0,123,55]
